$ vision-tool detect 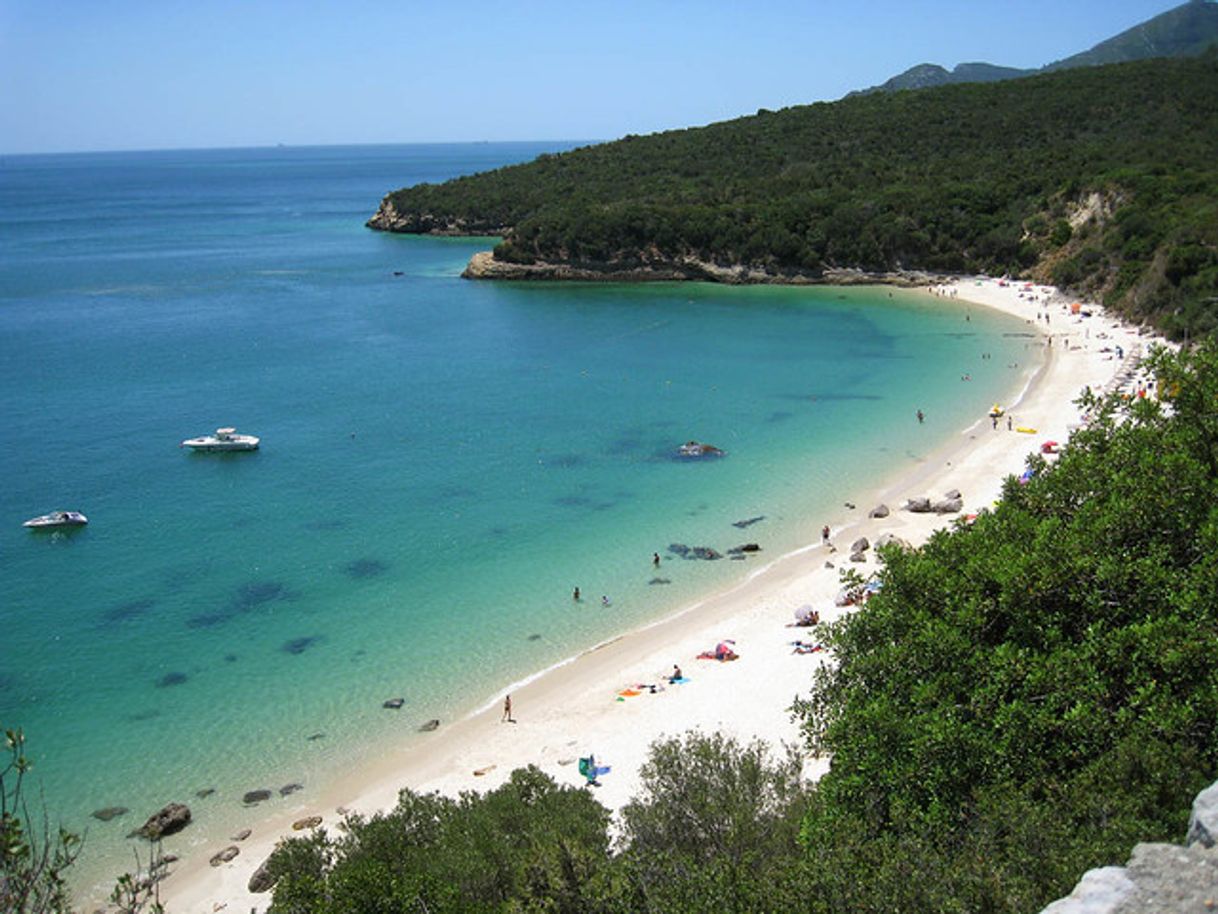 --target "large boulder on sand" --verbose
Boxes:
[904,496,932,513]
[876,533,912,551]
[850,537,870,554]
[137,803,191,839]
[933,497,964,514]
[248,858,276,894]
[943,489,962,501]
[868,504,890,519]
